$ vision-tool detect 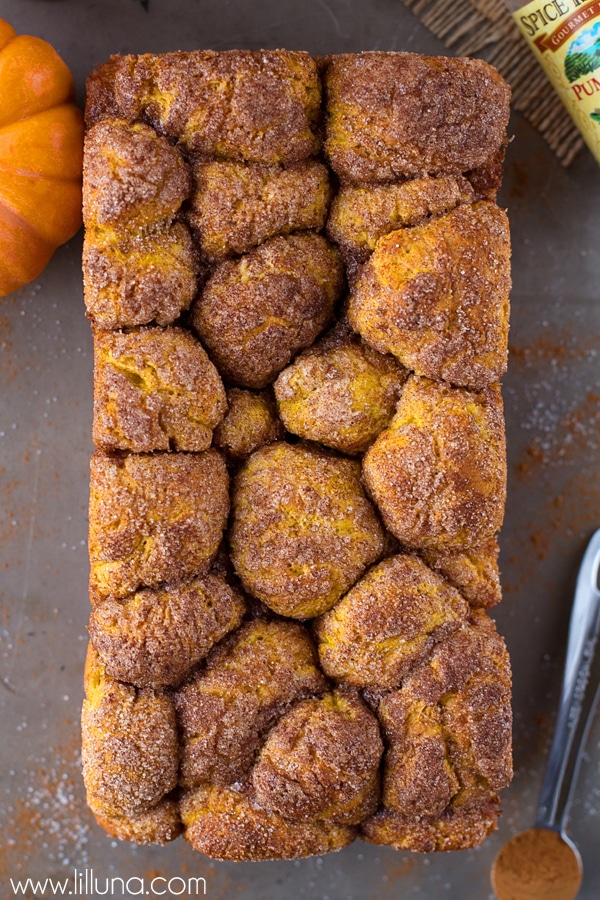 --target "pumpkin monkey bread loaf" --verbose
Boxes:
[82,48,512,859]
